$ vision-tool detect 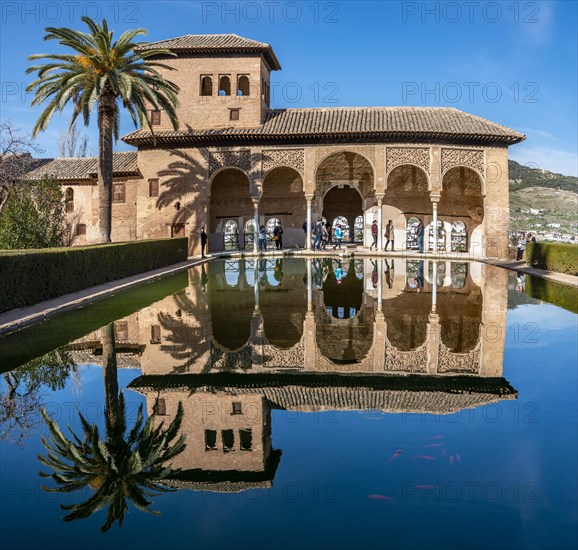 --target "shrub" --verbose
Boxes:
[0,238,188,314]
[525,276,578,314]
[526,242,578,276]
